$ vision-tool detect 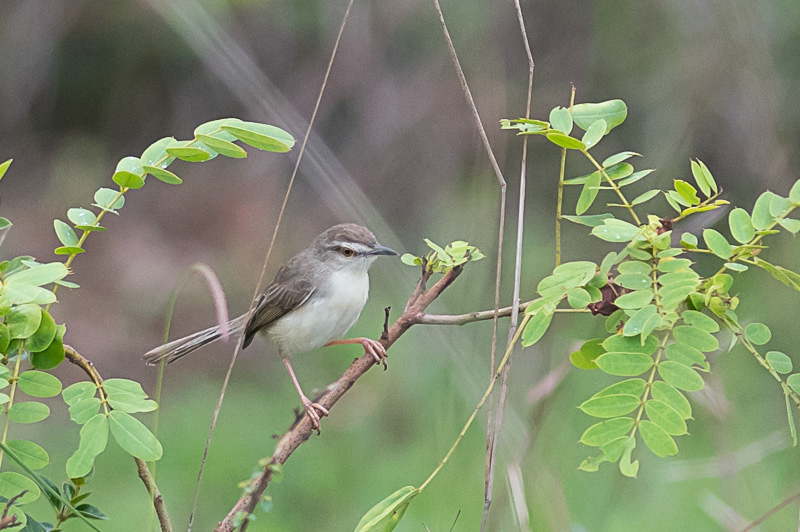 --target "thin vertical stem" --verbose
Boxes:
[555,86,576,267]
